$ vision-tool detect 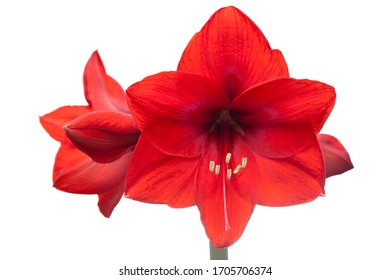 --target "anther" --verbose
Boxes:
[241,157,248,168]
[233,164,241,174]
[225,152,232,164]
[215,165,221,175]
[227,169,232,180]
[209,161,215,172]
